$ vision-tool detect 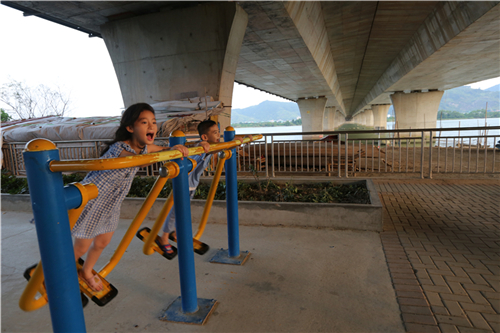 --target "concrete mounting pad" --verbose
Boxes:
[209,249,251,265]
[1,210,404,332]
[159,297,218,325]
